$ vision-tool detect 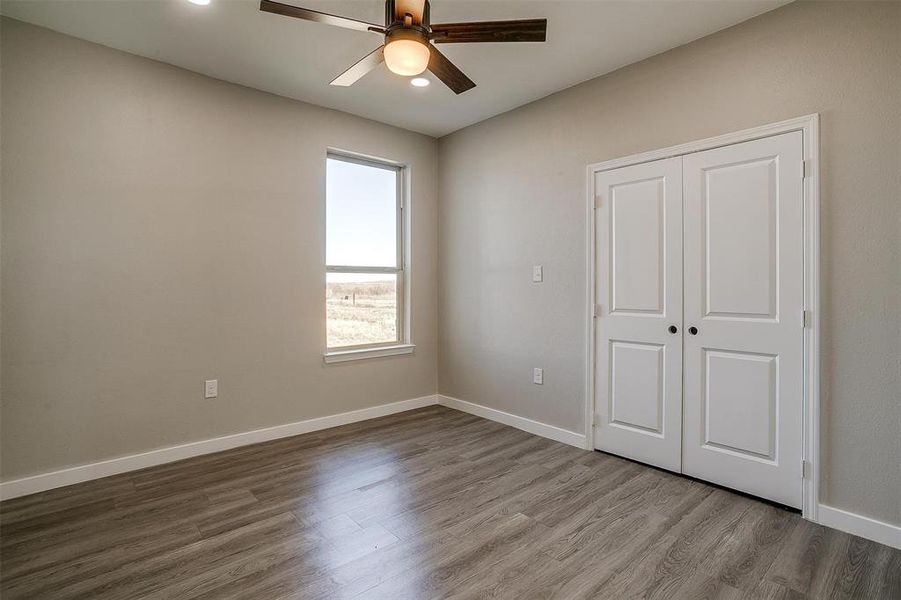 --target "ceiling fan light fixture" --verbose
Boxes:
[410,77,430,87]
[259,0,547,94]
[384,38,430,76]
